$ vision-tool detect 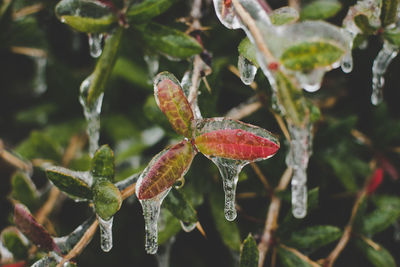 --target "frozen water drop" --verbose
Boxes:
[296,69,324,92]
[341,51,353,73]
[79,75,104,156]
[180,221,197,232]
[144,54,159,83]
[371,42,398,105]
[88,33,103,58]
[286,123,313,219]
[213,0,242,29]
[238,55,257,85]
[33,57,47,95]
[98,215,113,252]
[210,157,249,221]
